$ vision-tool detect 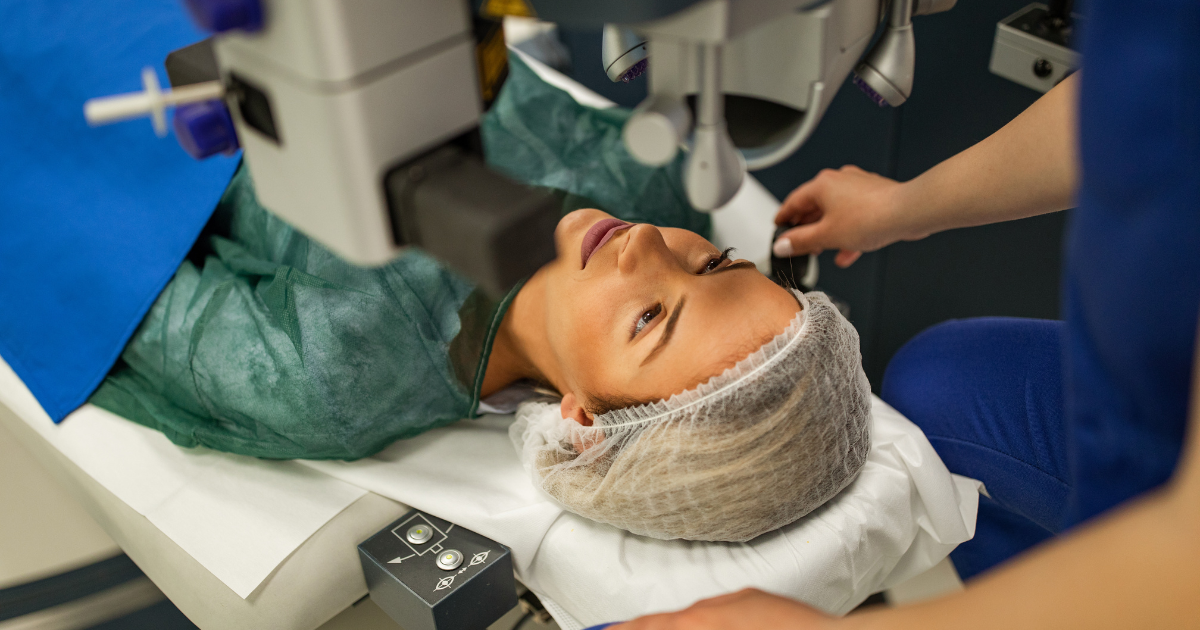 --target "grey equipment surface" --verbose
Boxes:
[359,510,517,630]
[209,0,562,298]
[988,2,1080,93]
[384,142,560,298]
[205,1,483,269]
[165,38,560,299]
[164,38,218,89]
[606,0,956,210]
